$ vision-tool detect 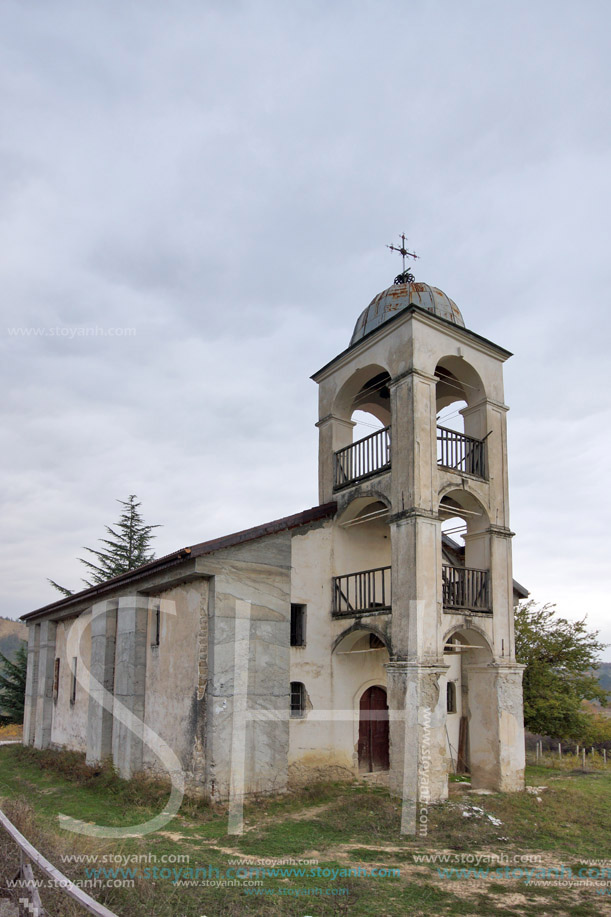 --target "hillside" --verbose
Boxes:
[597,661,611,694]
[0,616,27,661]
